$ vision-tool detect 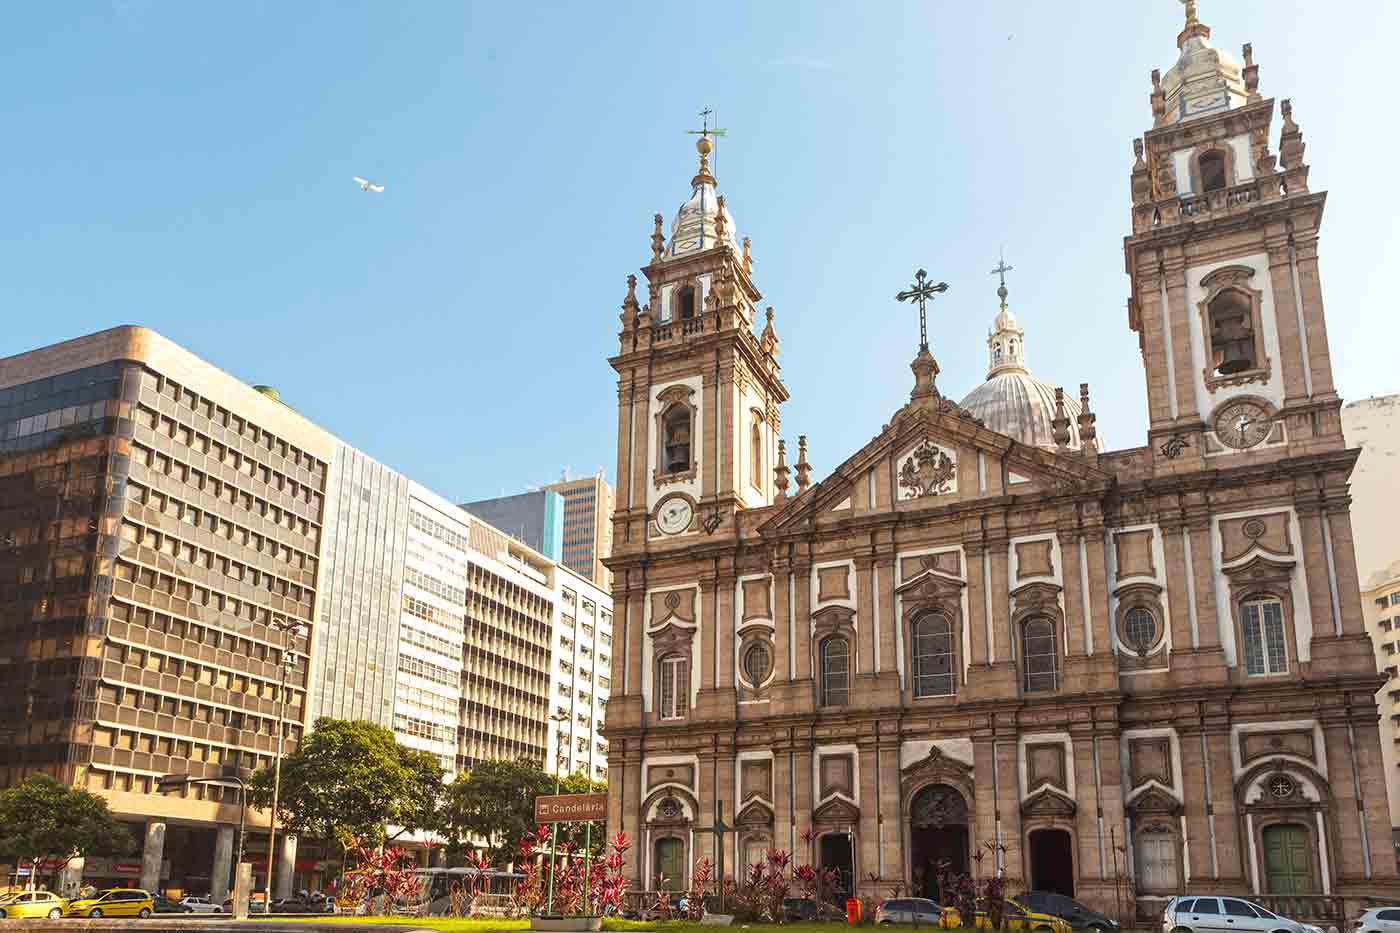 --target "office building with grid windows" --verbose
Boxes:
[544,473,613,588]
[546,568,612,783]
[0,326,610,901]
